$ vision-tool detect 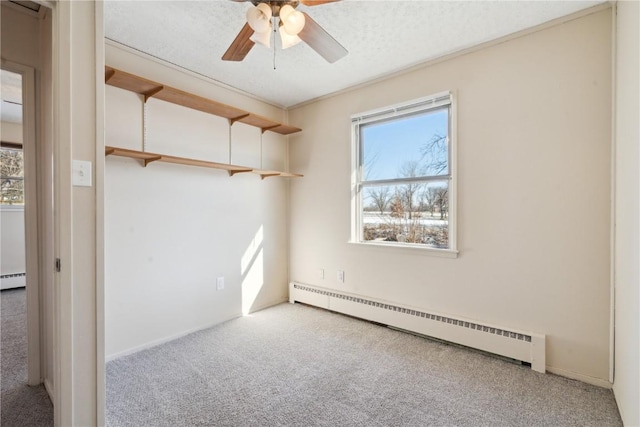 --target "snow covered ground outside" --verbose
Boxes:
[362,213,447,227]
